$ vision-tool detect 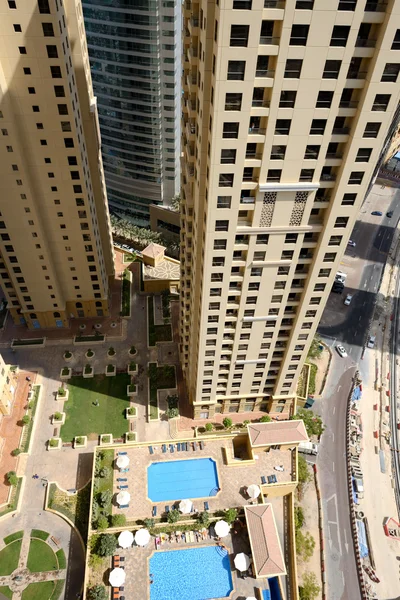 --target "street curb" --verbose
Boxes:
[346,371,368,599]
[312,463,326,600]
